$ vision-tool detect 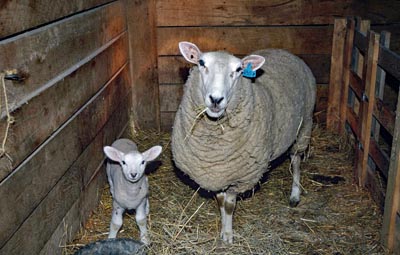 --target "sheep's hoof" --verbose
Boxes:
[289,198,300,207]
[221,231,233,244]
[140,235,150,246]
